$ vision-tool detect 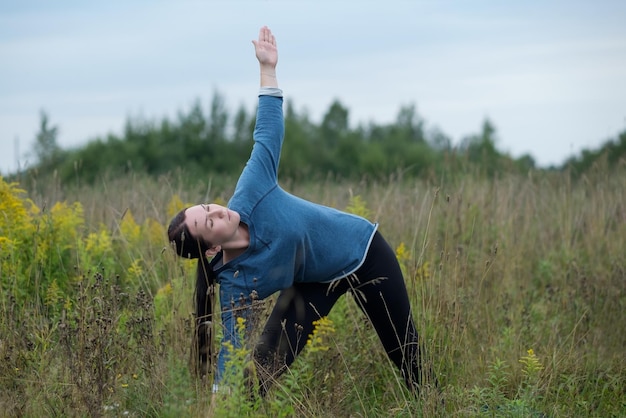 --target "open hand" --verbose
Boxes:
[252,26,278,68]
